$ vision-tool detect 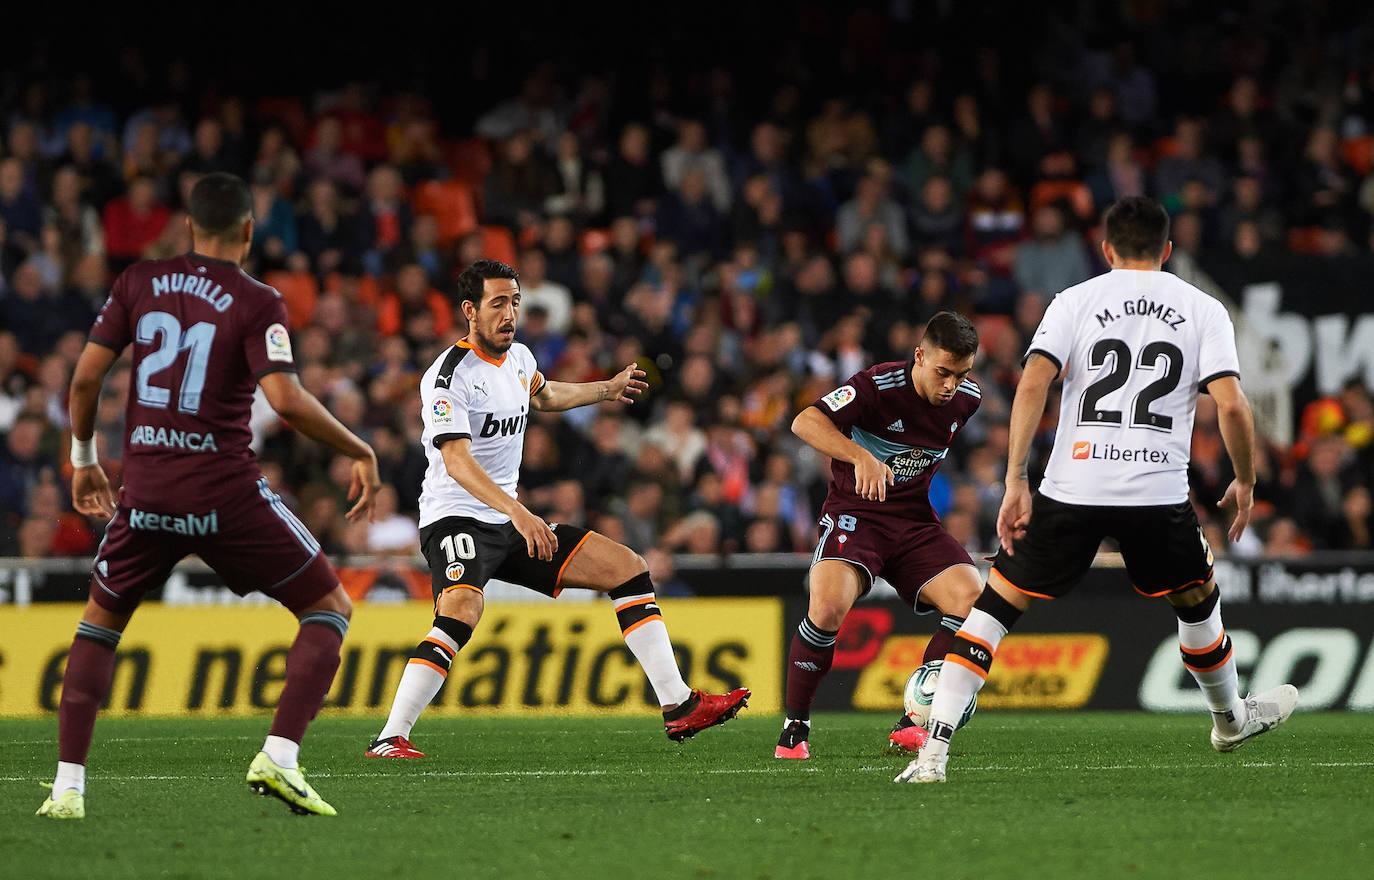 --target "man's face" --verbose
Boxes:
[913,345,975,406]
[465,278,520,354]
